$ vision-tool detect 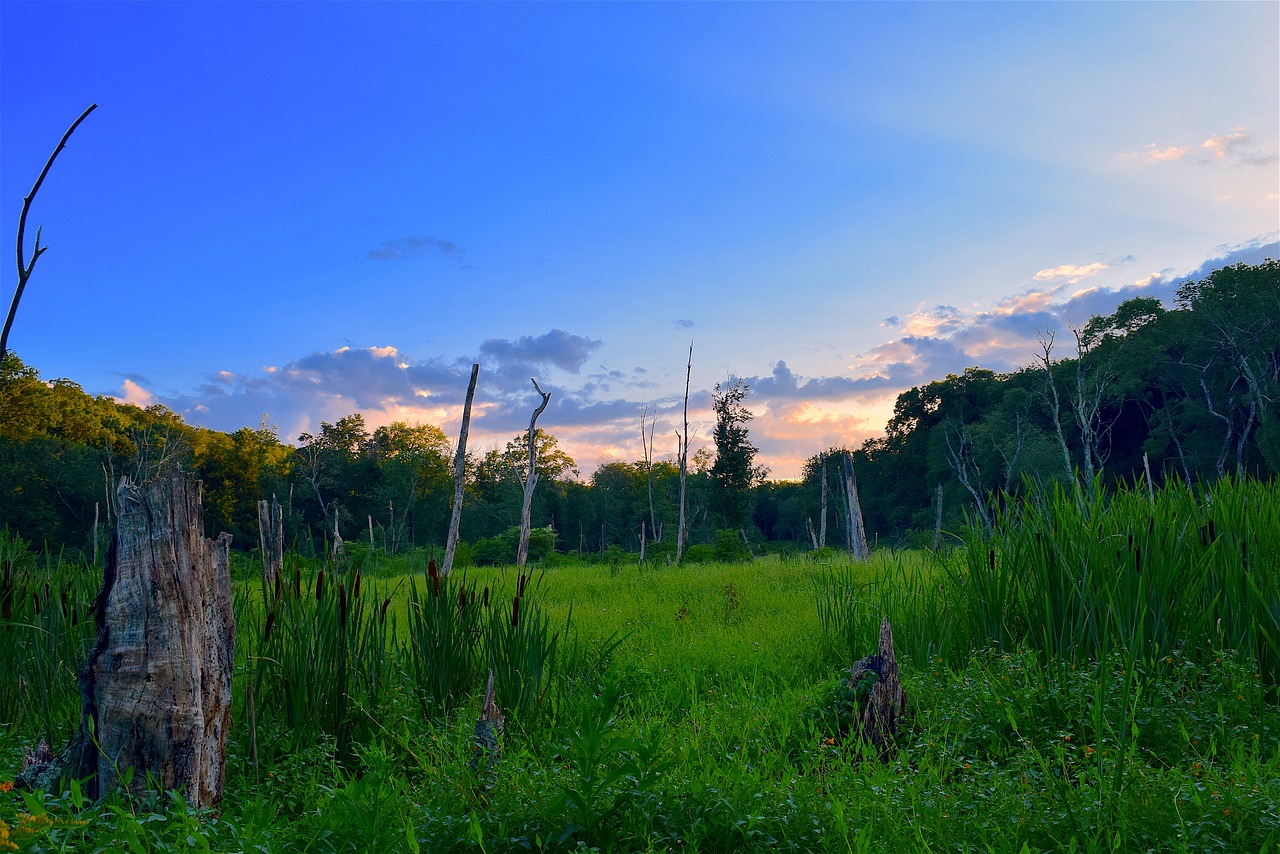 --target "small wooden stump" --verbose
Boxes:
[846,618,906,760]
[471,670,505,784]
